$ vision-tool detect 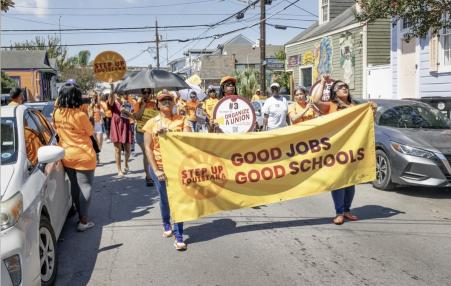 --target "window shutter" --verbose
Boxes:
[429,34,439,72]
